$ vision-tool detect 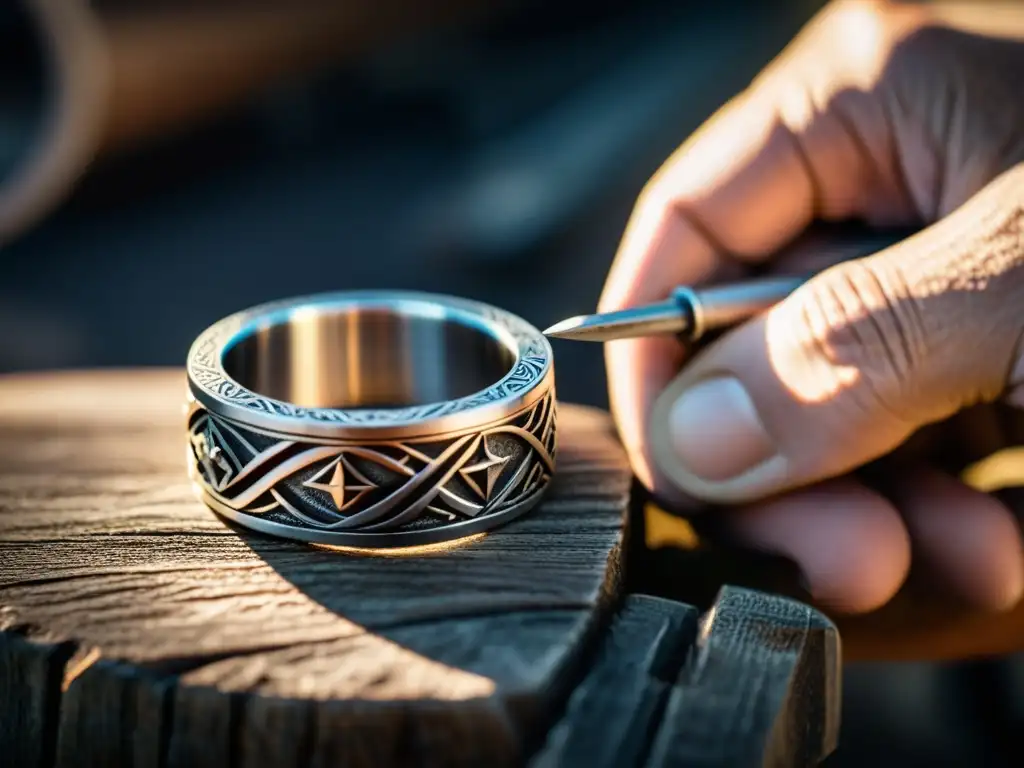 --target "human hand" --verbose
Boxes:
[601,0,1024,617]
